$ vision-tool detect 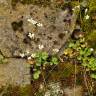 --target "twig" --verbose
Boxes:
[83,68,91,96]
[73,63,77,96]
